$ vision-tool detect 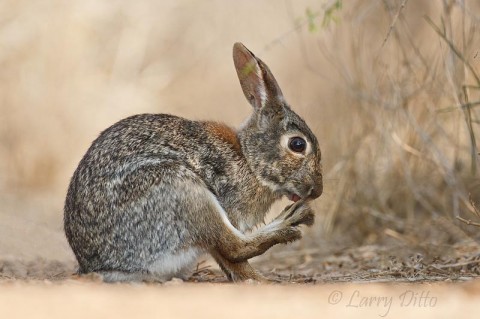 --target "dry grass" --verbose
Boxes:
[304,0,480,249]
[0,0,479,275]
